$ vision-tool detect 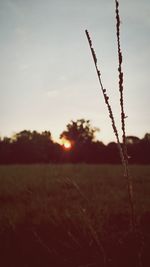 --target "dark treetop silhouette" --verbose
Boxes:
[0,120,149,164]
